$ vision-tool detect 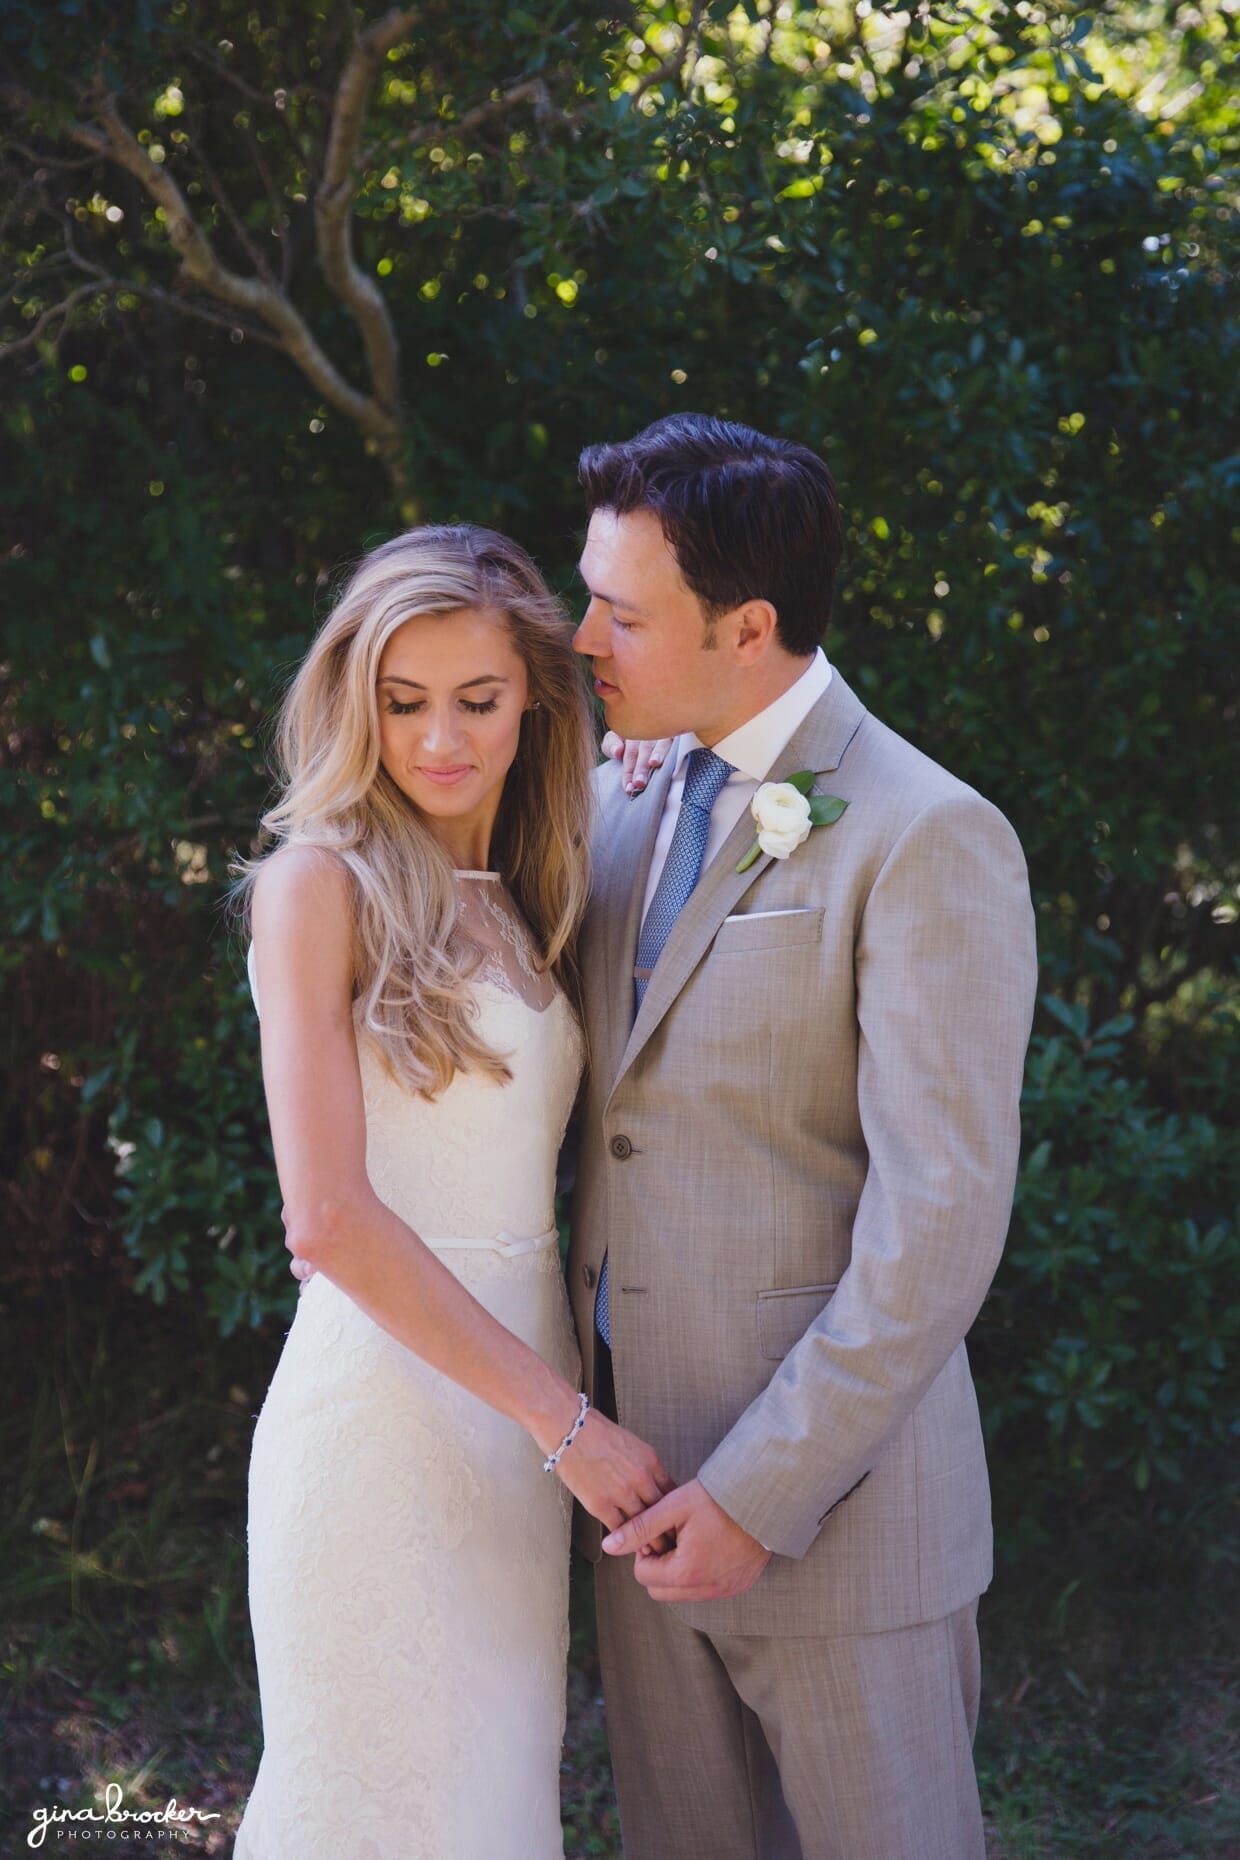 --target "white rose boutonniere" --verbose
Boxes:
[736,769,849,873]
